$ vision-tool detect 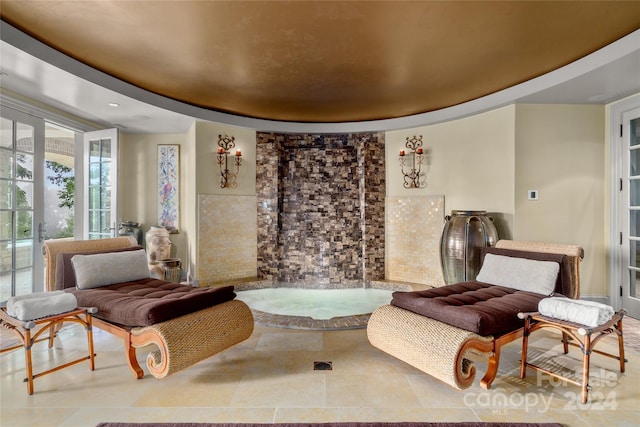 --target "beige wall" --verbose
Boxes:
[514,104,605,297]
[120,103,608,297]
[119,131,195,278]
[386,105,516,238]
